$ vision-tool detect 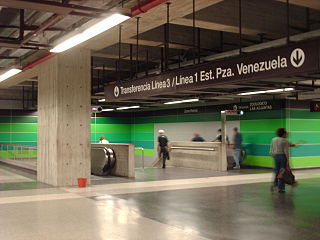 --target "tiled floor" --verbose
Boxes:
[0,166,320,239]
